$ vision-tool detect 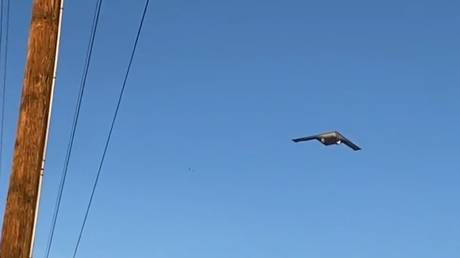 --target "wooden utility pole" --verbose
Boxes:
[0,0,63,257]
